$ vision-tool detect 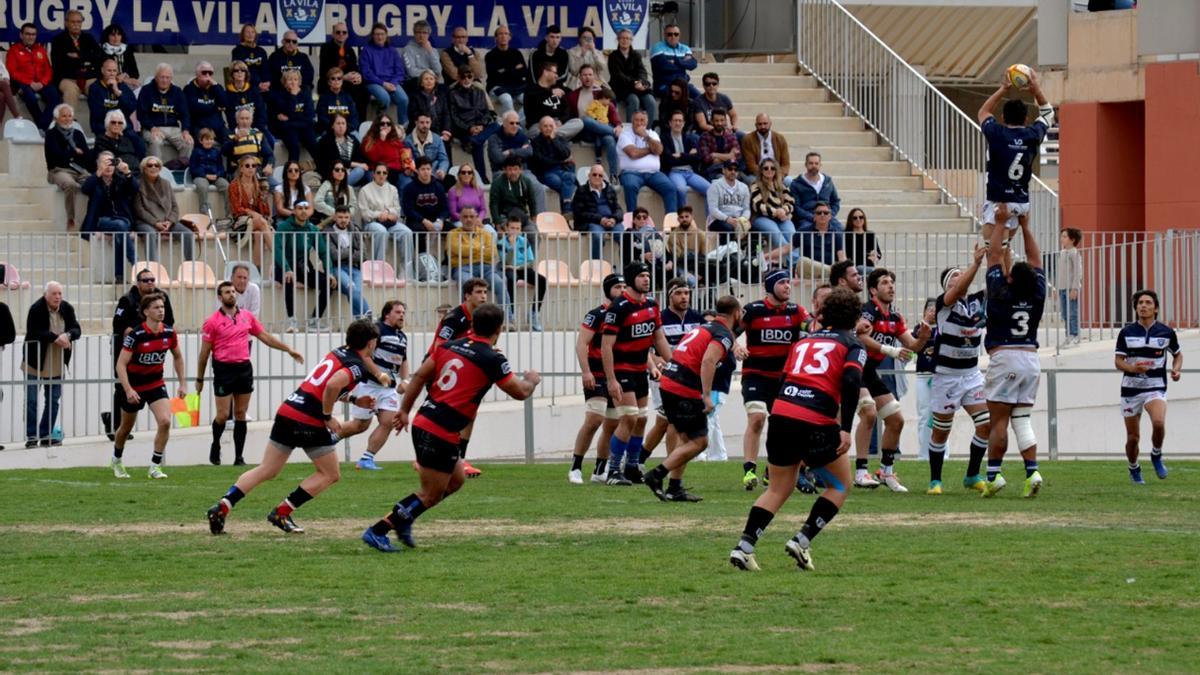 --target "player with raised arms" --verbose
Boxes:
[569,273,627,484]
[1115,289,1182,484]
